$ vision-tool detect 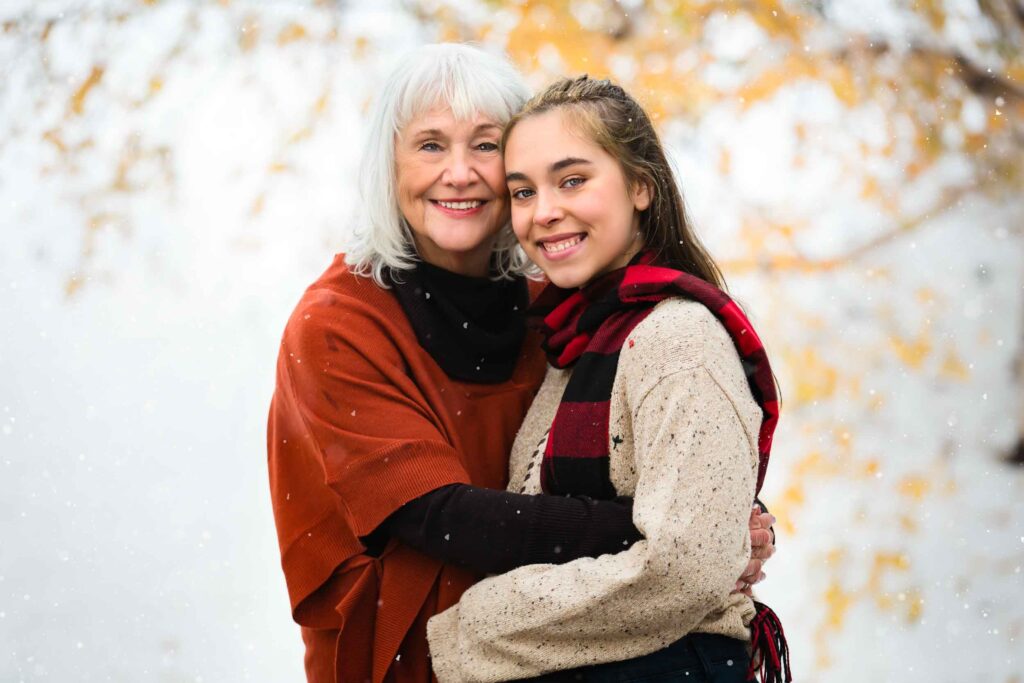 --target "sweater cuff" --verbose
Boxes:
[525,495,643,565]
[523,494,584,564]
[328,439,471,538]
[427,606,462,683]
